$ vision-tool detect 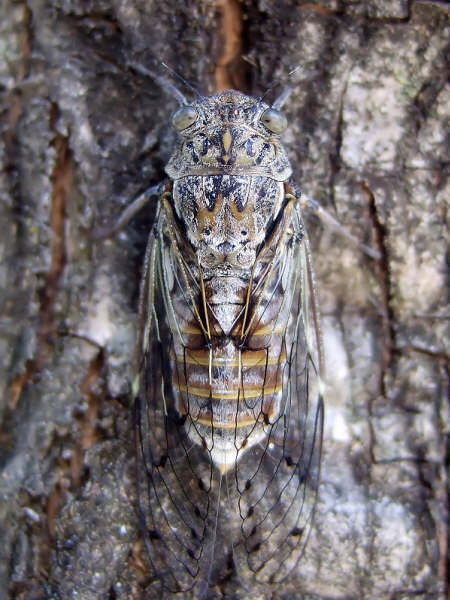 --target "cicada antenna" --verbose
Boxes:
[261,66,303,108]
[272,86,294,109]
[127,61,189,106]
[161,62,202,100]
